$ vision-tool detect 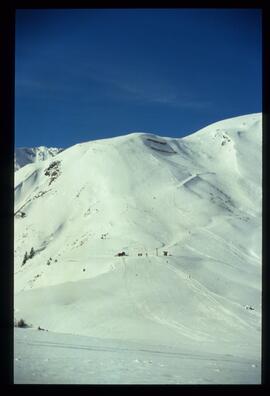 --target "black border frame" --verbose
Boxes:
[1,0,268,392]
